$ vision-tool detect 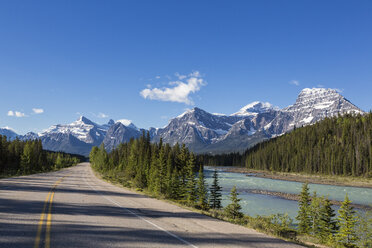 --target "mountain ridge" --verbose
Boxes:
[1,88,365,156]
